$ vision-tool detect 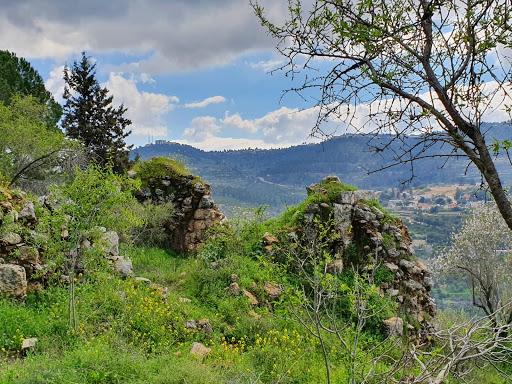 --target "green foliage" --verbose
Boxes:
[361,198,397,224]
[35,164,143,271]
[131,200,175,247]
[382,232,396,250]
[0,95,65,184]
[0,50,62,127]
[321,179,357,200]
[62,52,132,174]
[267,180,357,230]
[374,264,395,285]
[133,156,193,188]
